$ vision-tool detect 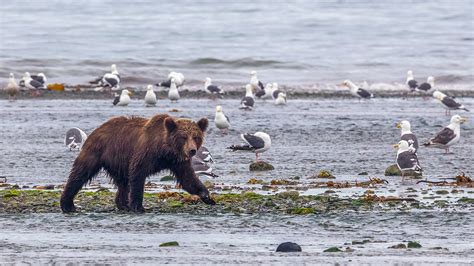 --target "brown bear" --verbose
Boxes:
[60,114,215,213]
